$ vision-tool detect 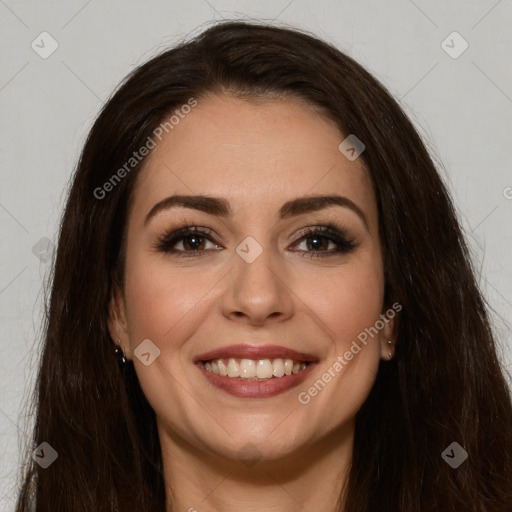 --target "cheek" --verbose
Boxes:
[123,243,384,356]
[292,262,384,425]
[293,259,384,351]
[123,254,211,344]
[121,254,220,436]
